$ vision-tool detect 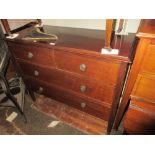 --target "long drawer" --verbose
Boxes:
[8,42,55,66]
[124,99,155,134]
[54,49,120,85]
[131,74,155,103]
[24,76,111,121]
[19,60,115,104]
